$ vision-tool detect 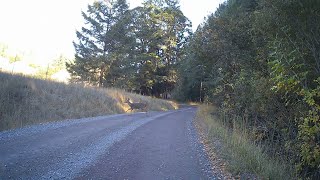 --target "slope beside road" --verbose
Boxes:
[0,107,222,179]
